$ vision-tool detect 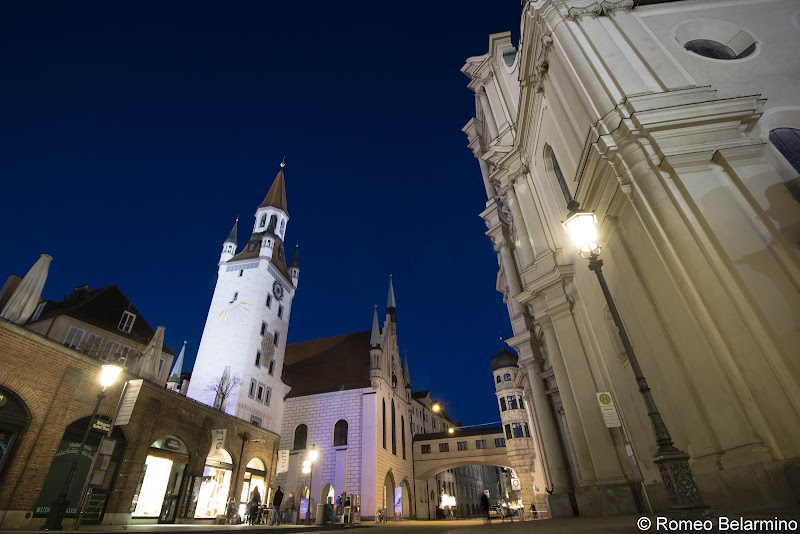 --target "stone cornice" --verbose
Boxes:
[565,0,634,20]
